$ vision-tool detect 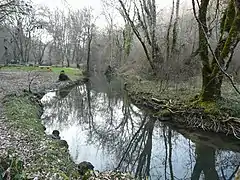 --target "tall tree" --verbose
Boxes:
[172,0,180,55]
[3,1,44,64]
[118,0,164,74]
[166,0,181,61]
[45,7,96,67]
[0,0,23,22]
[86,24,93,74]
[193,0,240,101]
[166,0,175,61]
